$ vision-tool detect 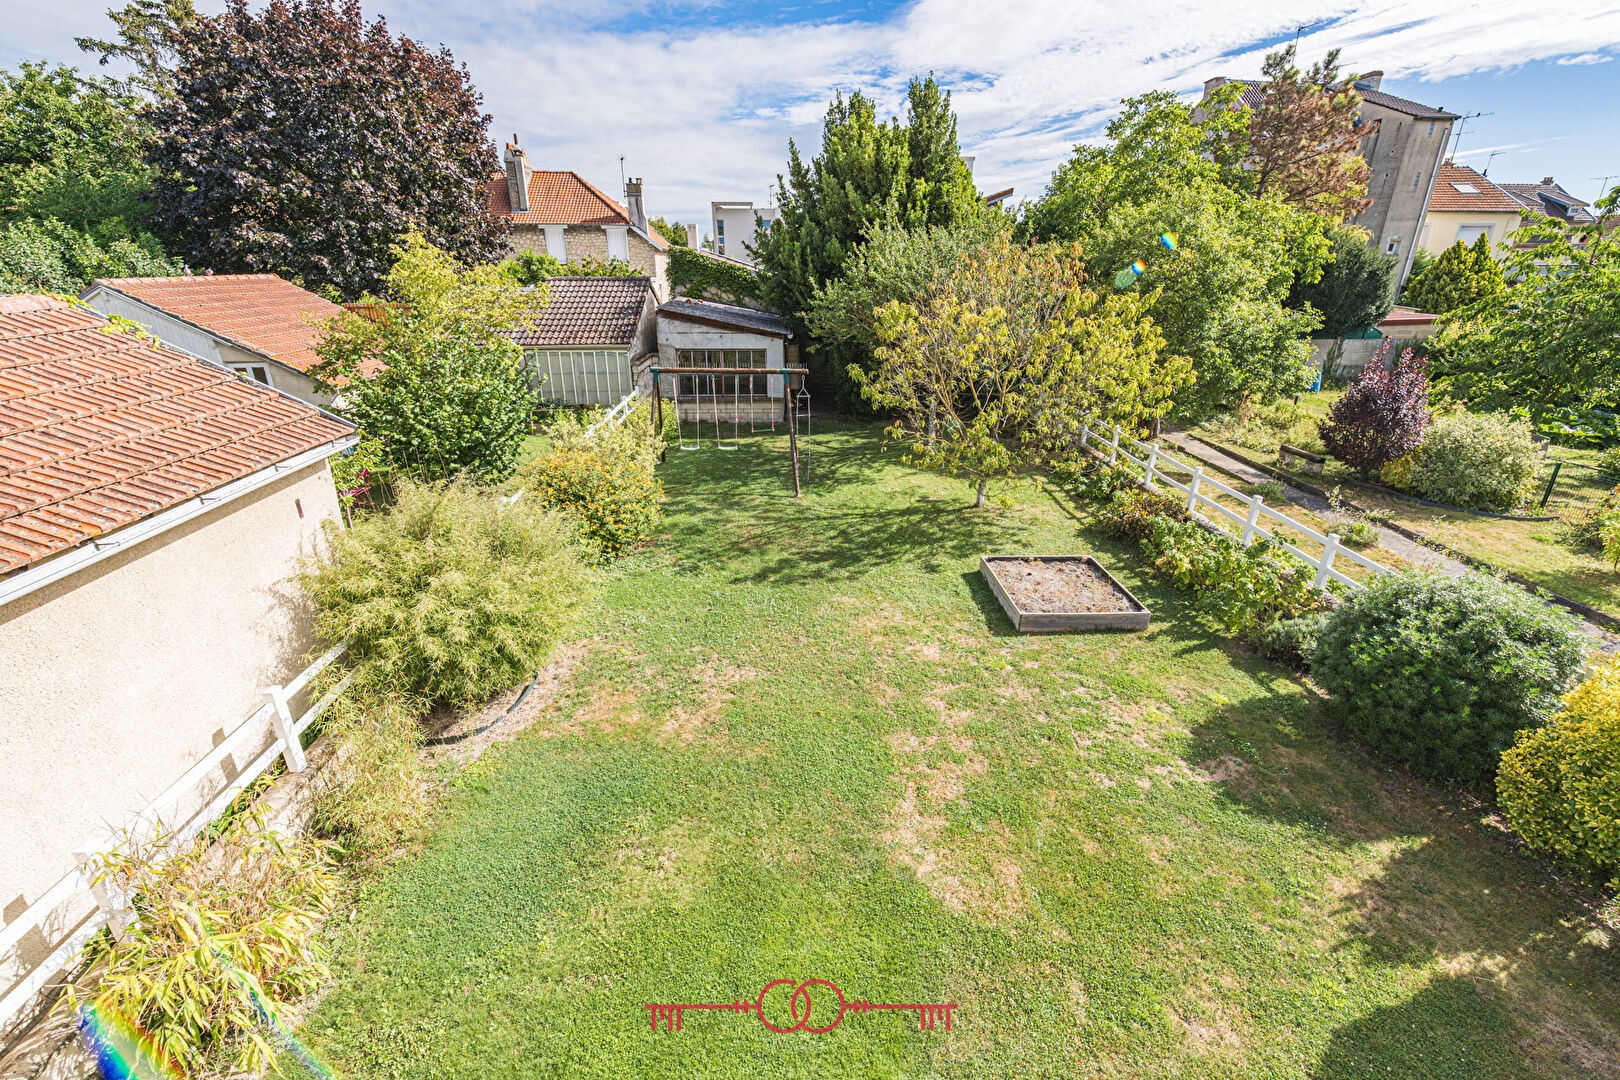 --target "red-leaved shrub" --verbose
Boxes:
[1319,347,1431,477]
